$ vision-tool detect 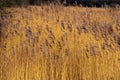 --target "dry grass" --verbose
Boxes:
[0,5,120,80]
